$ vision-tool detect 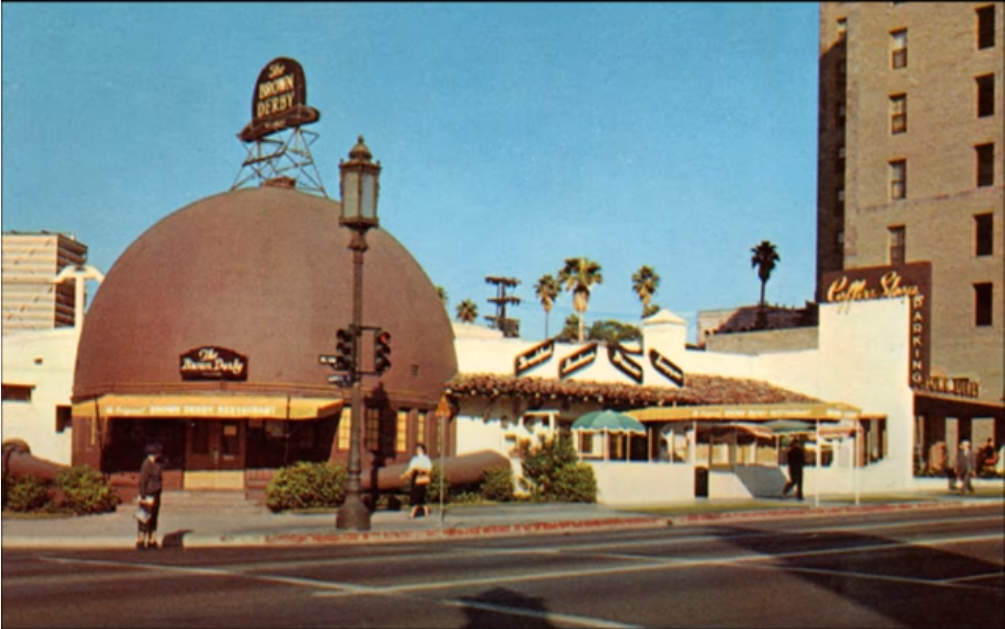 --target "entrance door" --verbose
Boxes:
[184,421,246,490]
